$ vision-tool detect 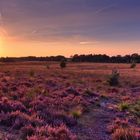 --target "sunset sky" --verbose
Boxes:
[0,0,140,57]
